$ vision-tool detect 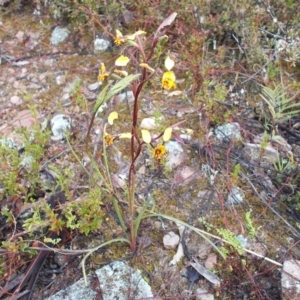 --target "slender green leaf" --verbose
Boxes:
[106,74,140,101]
[94,83,111,113]
[145,213,227,259]
[82,238,130,285]
[134,195,155,237]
